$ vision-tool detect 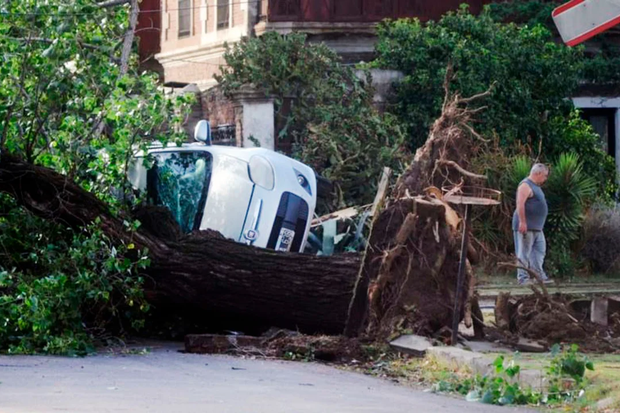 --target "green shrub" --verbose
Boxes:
[0,195,150,355]
[579,206,620,274]
[217,32,410,209]
[0,0,191,354]
[545,153,597,247]
[373,6,582,152]
[373,6,616,198]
